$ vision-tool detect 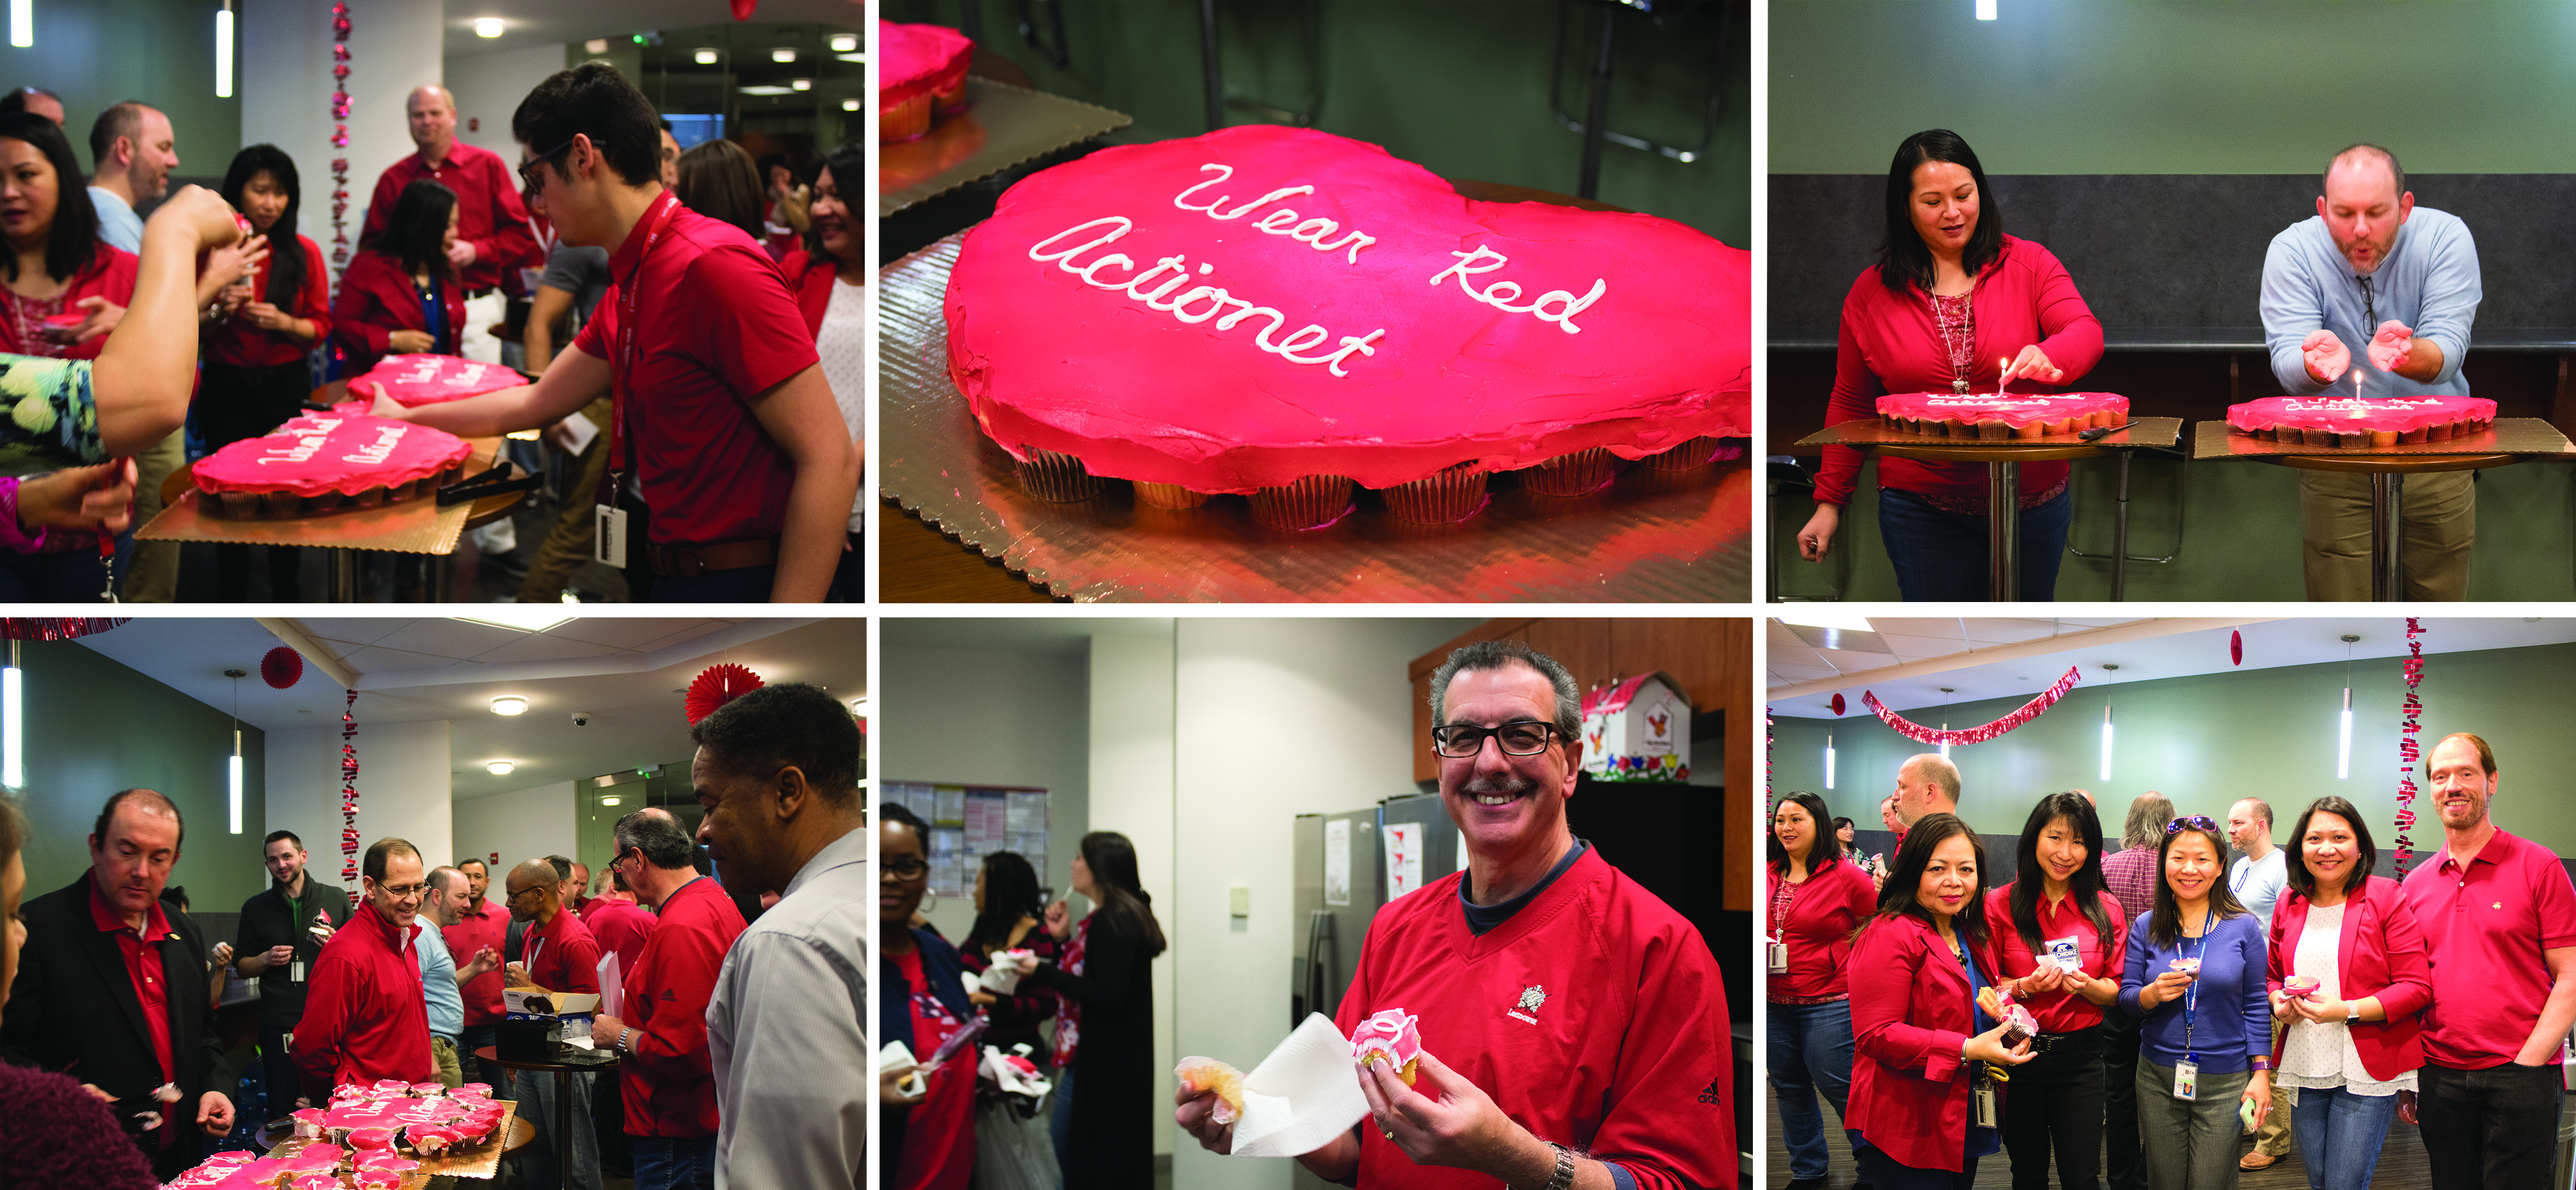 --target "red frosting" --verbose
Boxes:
[194,413,473,497]
[344,354,523,408]
[1876,392,2128,431]
[2226,395,2493,435]
[879,20,972,108]
[945,125,1750,494]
